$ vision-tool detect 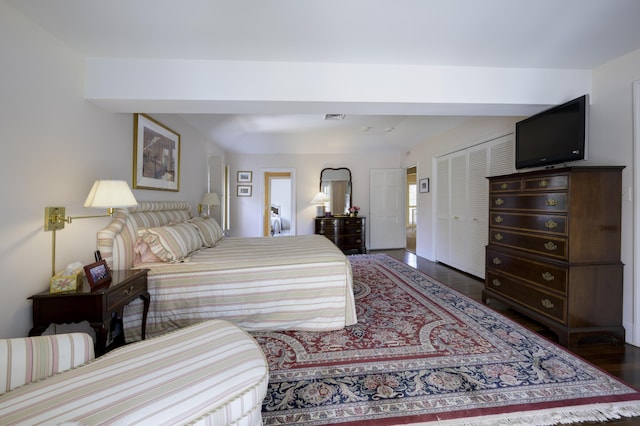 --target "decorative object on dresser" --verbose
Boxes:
[310,191,330,217]
[28,269,150,356]
[44,179,138,276]
[483,166,624,348]
[316,216,366,254]
[133,113,180,191]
